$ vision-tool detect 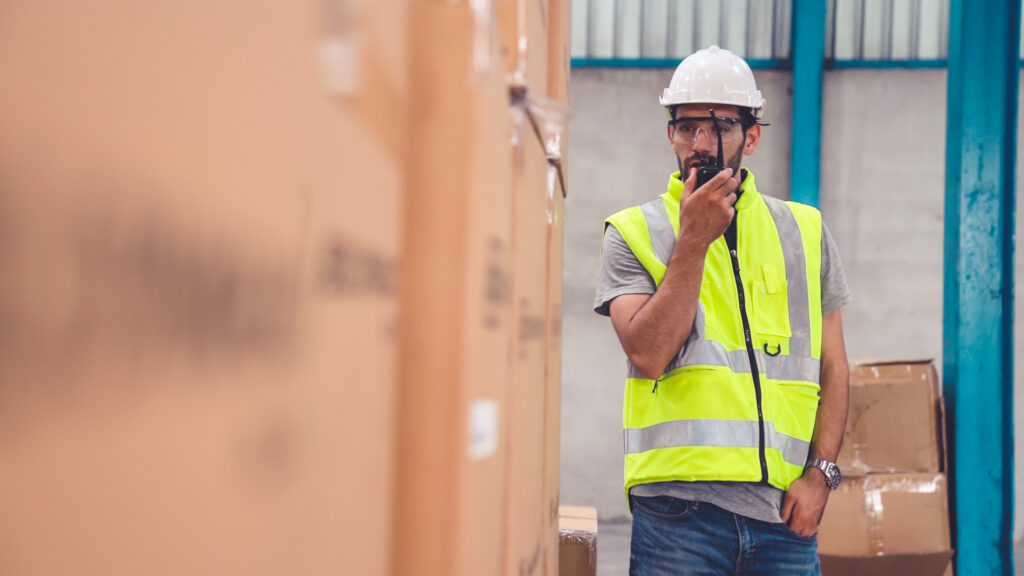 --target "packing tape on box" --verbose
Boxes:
[846,440,869,475]
[865,488,886,555]
[862,475,944,555]
[546,163,560,225]
[318,0,404,160]
[319,0,365,97]
[470,0,493,75]
[509,84,569,201]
